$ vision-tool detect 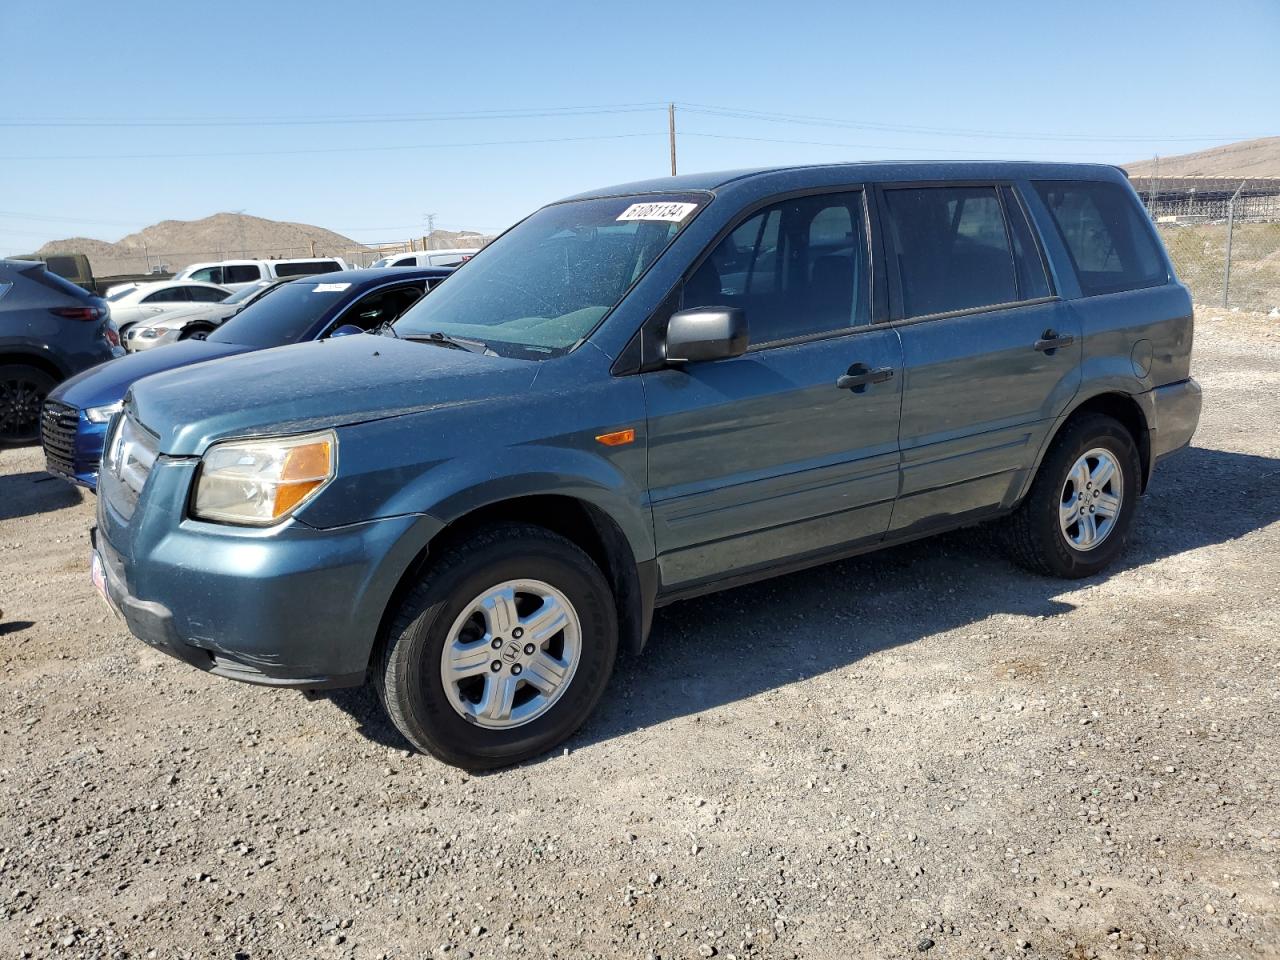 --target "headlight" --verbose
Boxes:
[139,327,169,339]
[85,401,123,423]
[192,431,336,526]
